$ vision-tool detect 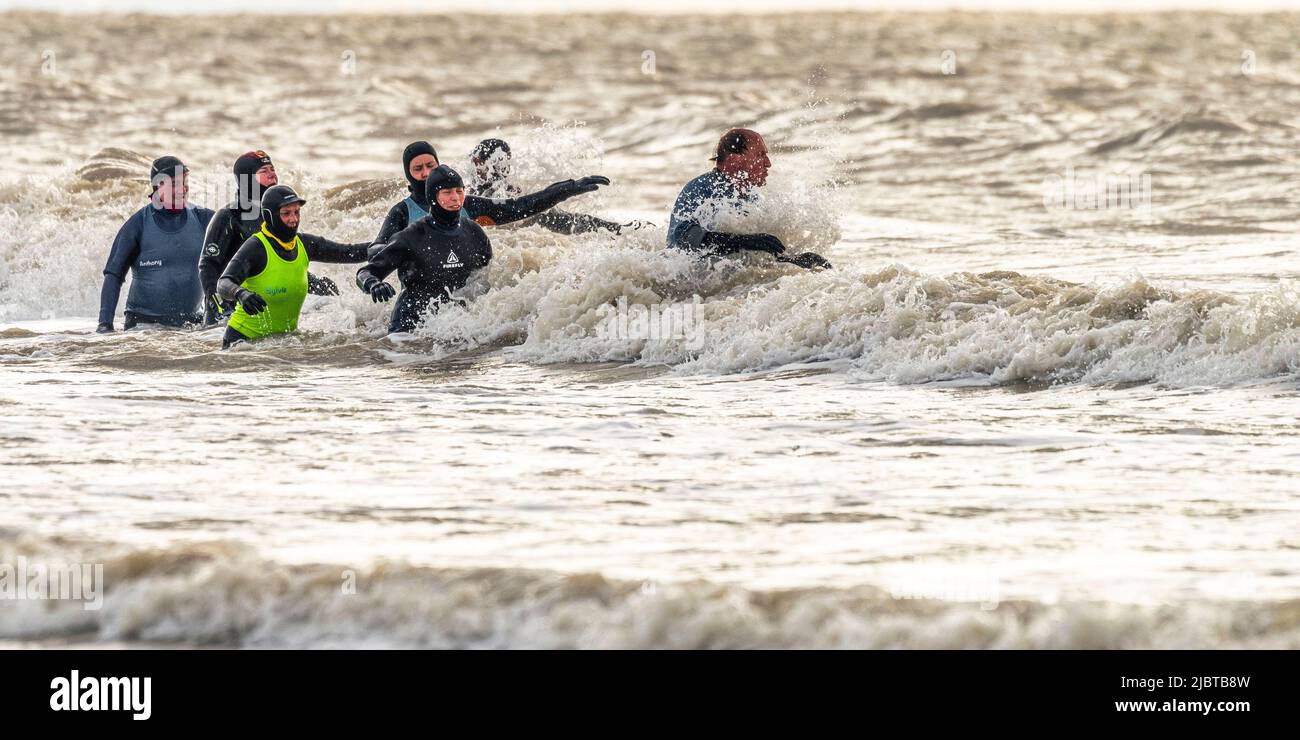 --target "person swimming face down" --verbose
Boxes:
[713,128,771,190]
